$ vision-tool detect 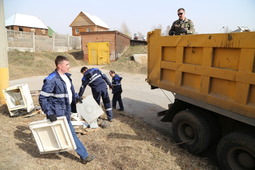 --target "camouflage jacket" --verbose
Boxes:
[169,18,195,35]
